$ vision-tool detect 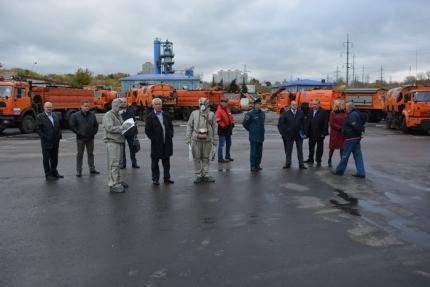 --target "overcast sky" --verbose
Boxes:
[1,0,429,83]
